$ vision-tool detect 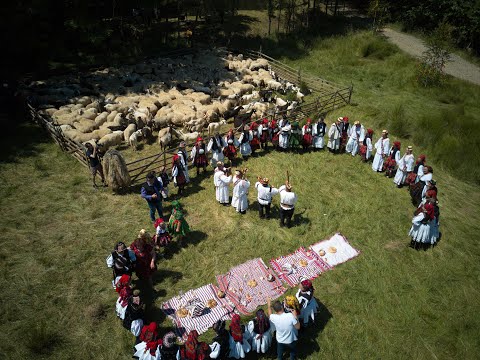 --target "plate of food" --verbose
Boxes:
[318,250,326,256]
[267,274,275,282]
[328,246,337,254]
[206,299,217,308]
[247,279,258,288]
[299,259,308,267]
[176,307,189,318]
